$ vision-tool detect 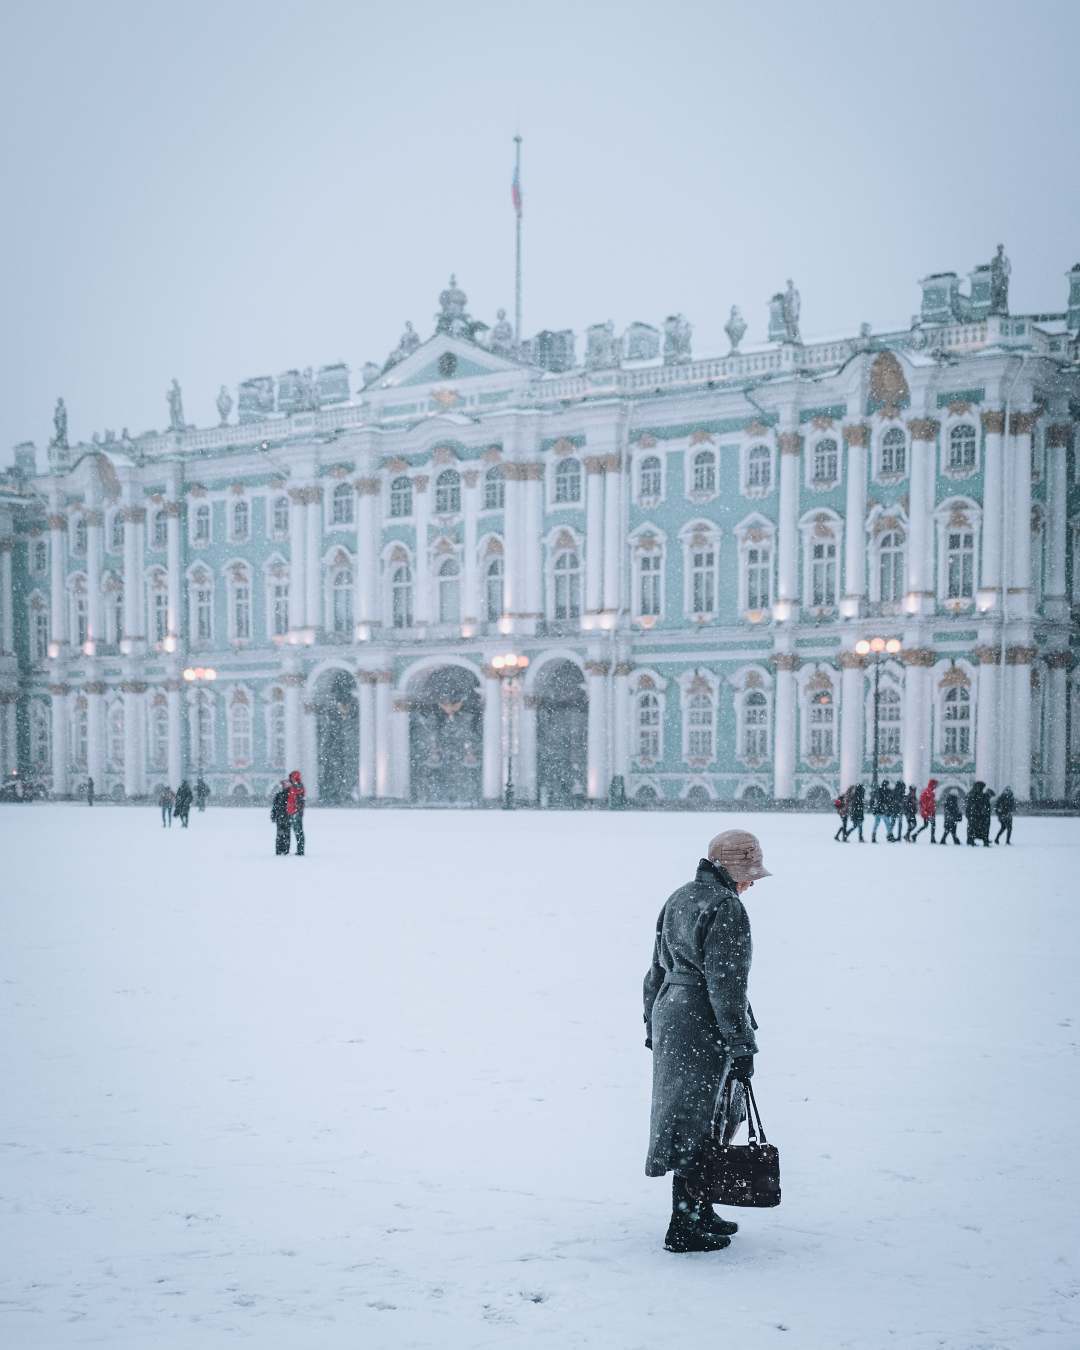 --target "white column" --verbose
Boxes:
[86,681,105,787]
[603,458,623,616]
[375,671,393,797]
[518,693,538,803]
[49,509,67,648]
[462,470,480,625]
[1045,655,1068,801]
[974,648,1000,787]
[2,697,16,776]
[772,655,797,799]
[390,693,410,799]
[906,419,938,612]
[1044,424,1069,618]
[1009,412,1036,614]
[523,467,544,623]
[980,410,1004,600]
[0,538,13,653]
[85,509,103,648]
[50,682,69,796]
[356,478,380,627]
[284,671,303,772]
[612,660,632,780]
[1008,648,1033,799]
[482,667,502,801]
[842,425,868,614]
[166,678,182,785]
[123,681,146,798]
[413,476,431,625]
[305,489,322,636]
[776,433,800,614]
[121,504,138,643]
[584,459,605,616]
[839,654,865,789]
[301,698,319,800]
[901,651,932,788]
[165,502,182,642]
[502,466,523,620]
[358,673,376,797]
[585,659,610,800]
[288,489,308,632]
[132,507,146,641]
